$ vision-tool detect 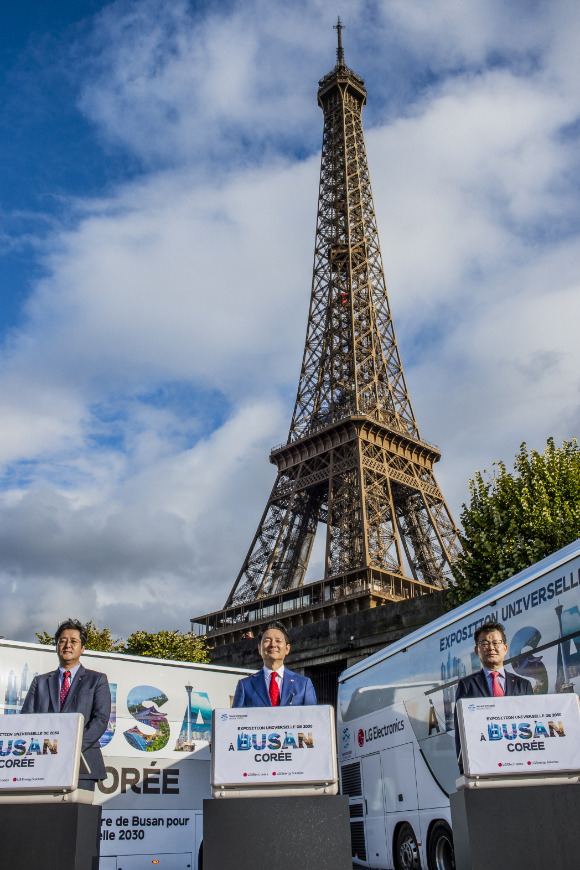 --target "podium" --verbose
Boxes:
[0,713,101,870]
[204,705,351,870]
[451,694,580,870]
